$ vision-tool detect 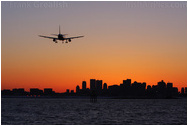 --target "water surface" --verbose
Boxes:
[1,98,187,125]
